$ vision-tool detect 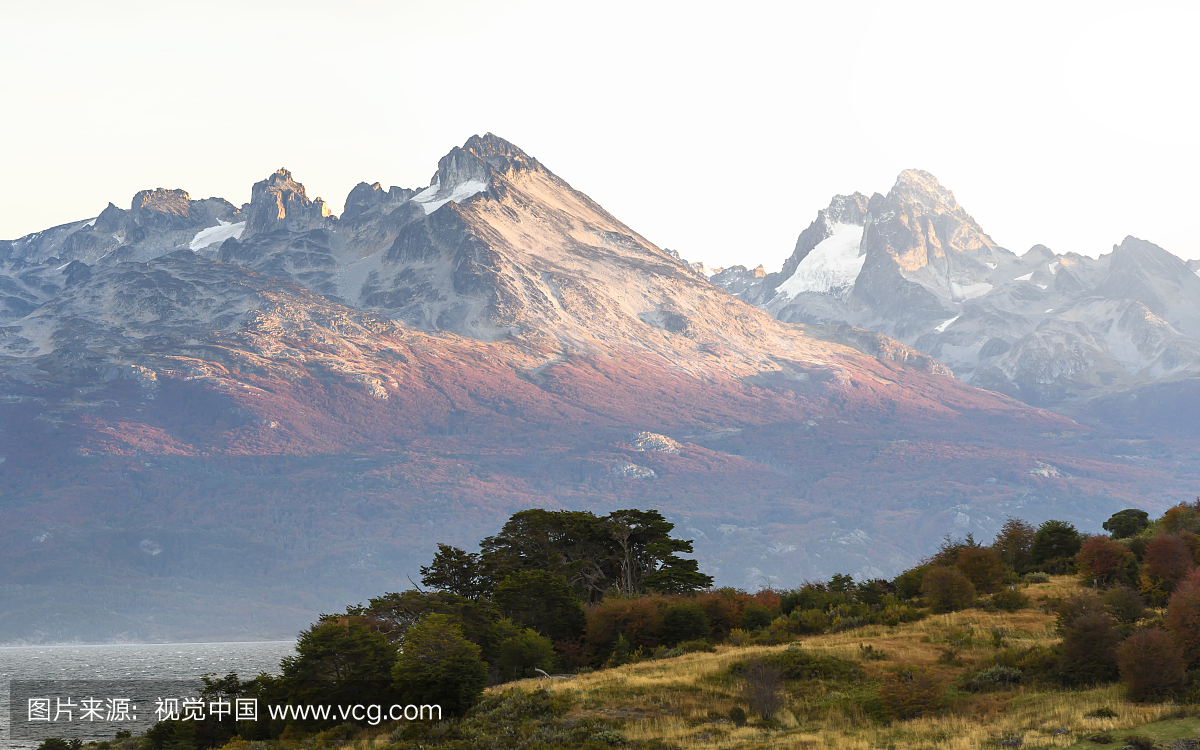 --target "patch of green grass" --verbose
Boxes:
[1061,716,1200,750]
